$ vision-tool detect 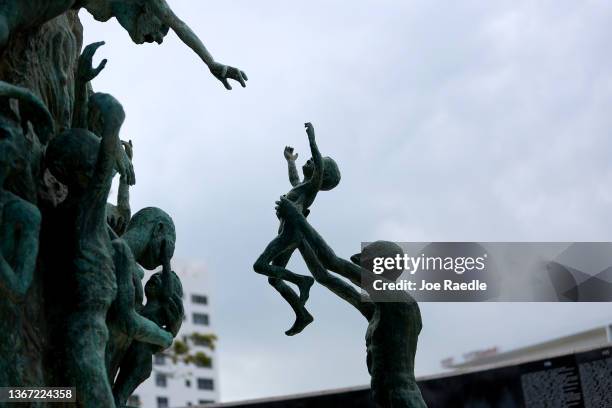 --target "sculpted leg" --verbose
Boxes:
[267,246,314,336]
[64,310,115,408]
[254,232,314,335]
[253,232,314,303]
[113,342,153,408]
